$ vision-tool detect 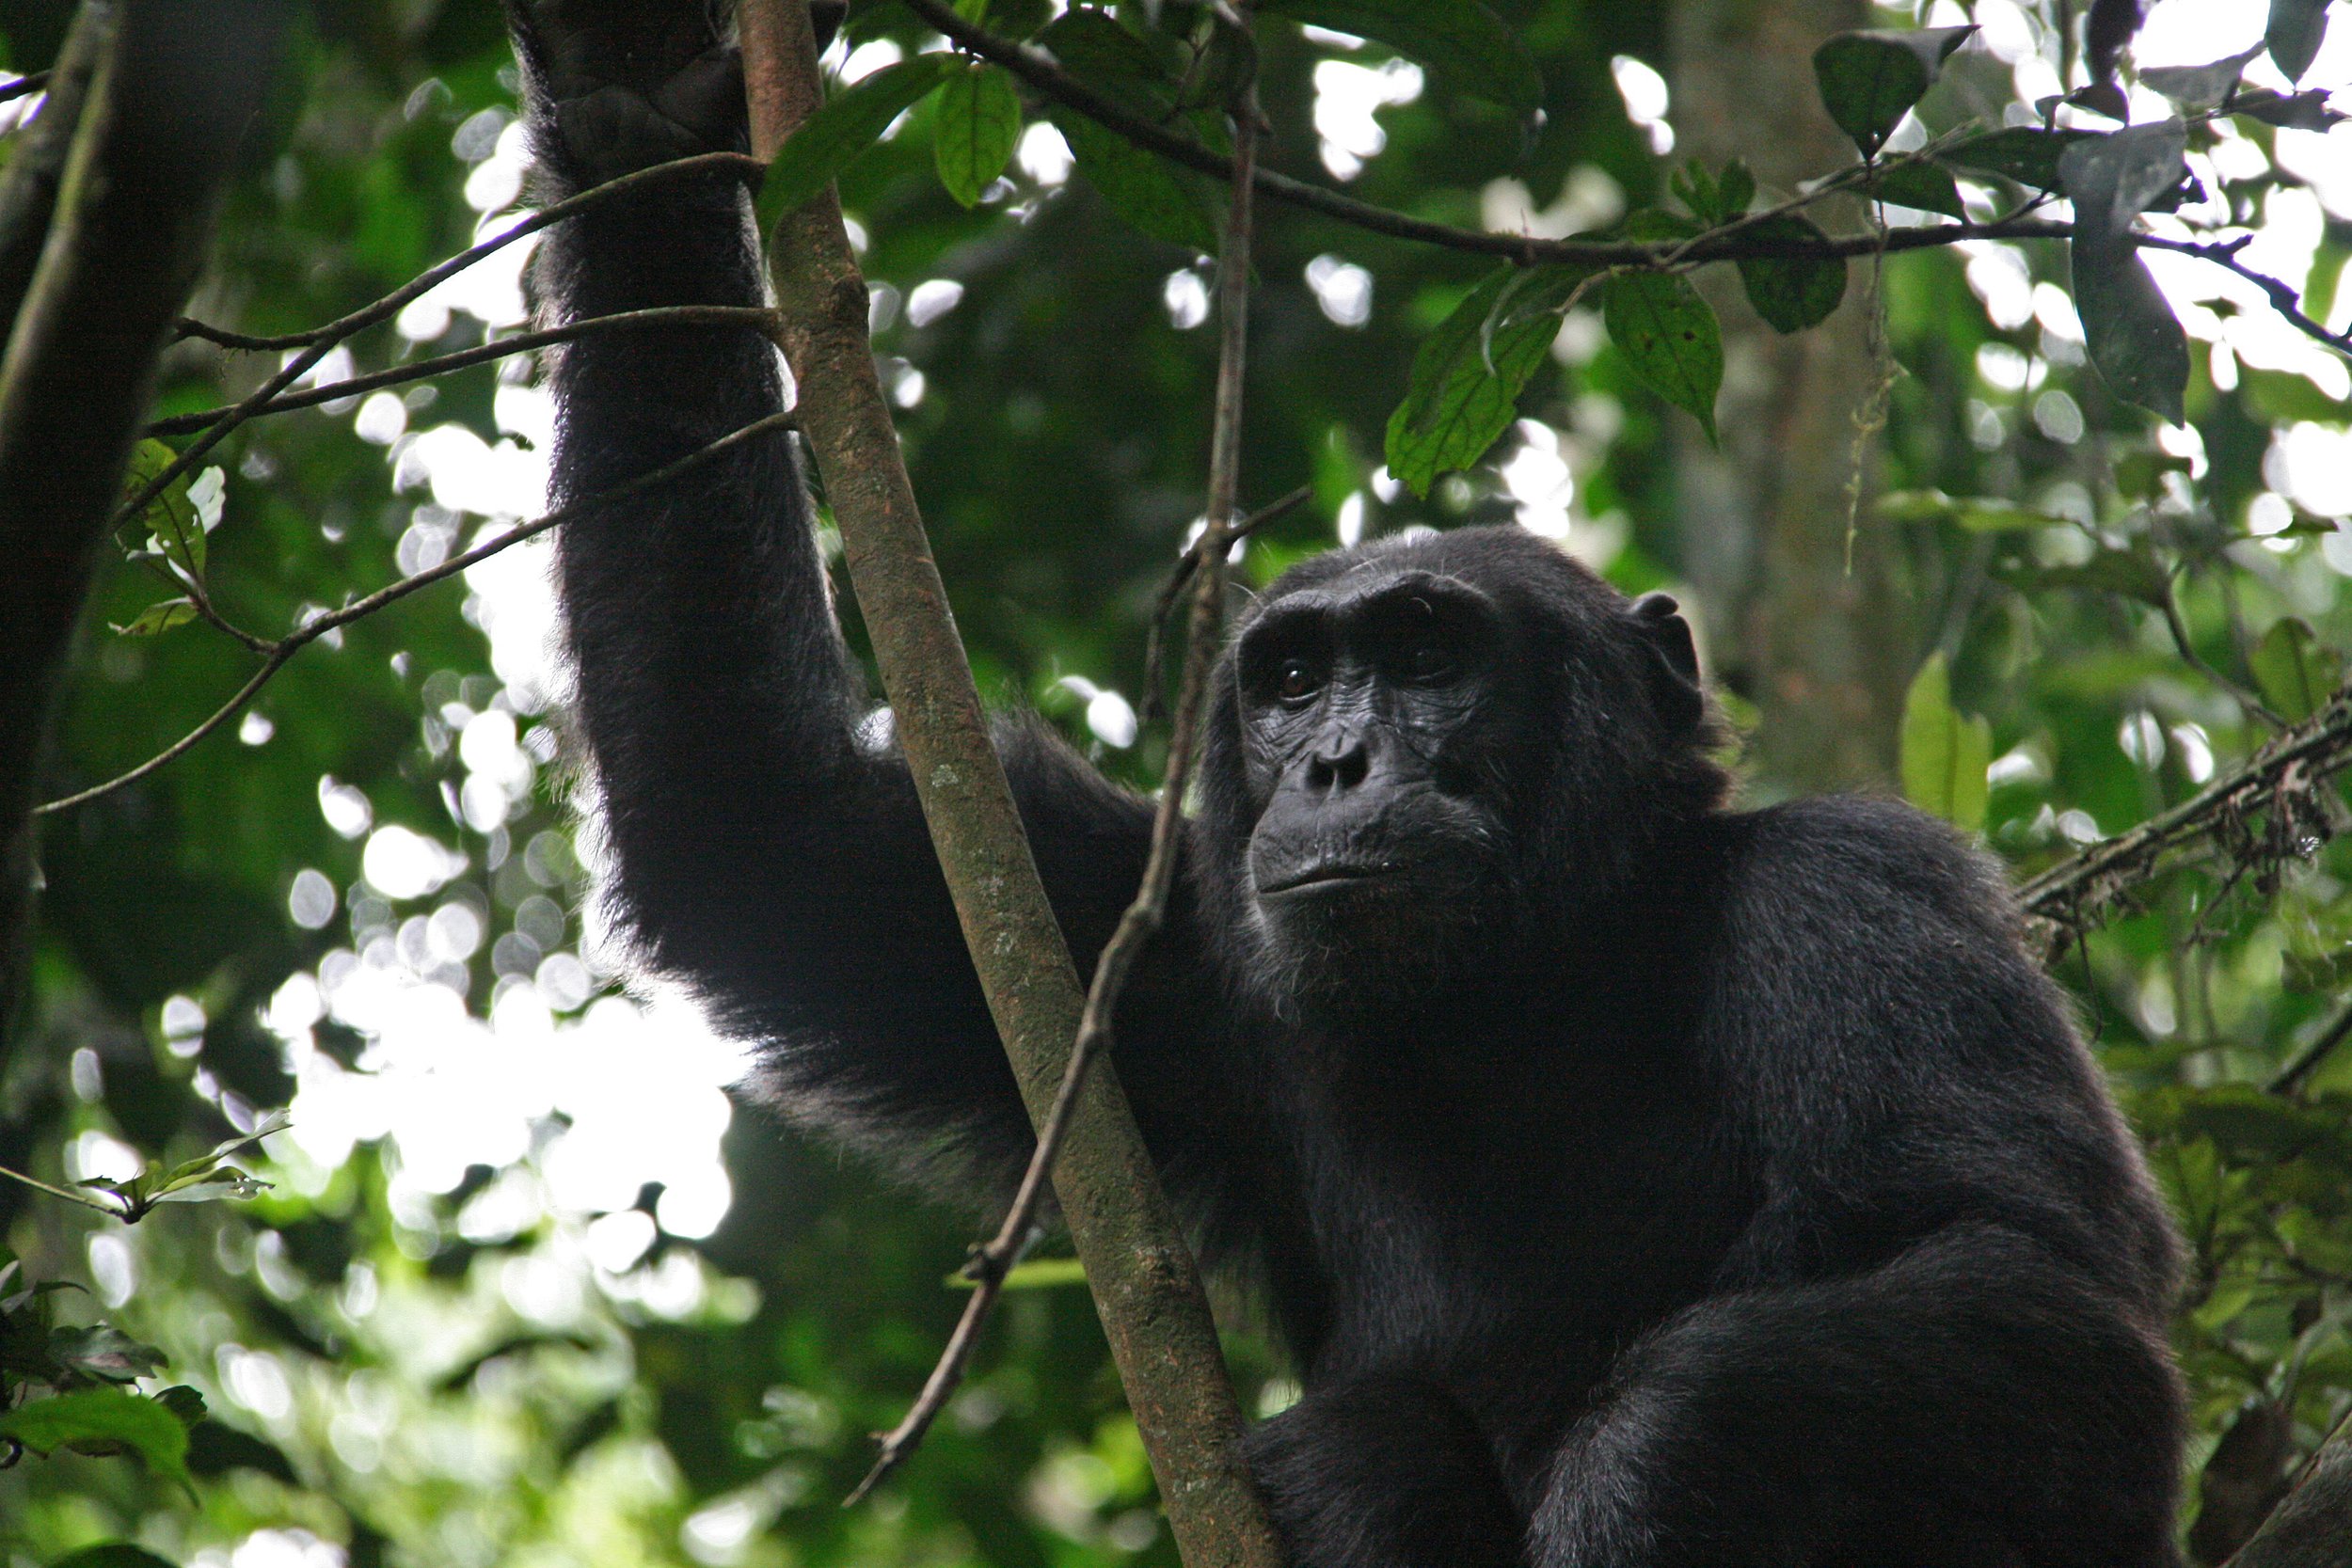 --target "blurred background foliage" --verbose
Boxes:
[4,0,2352,1564]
